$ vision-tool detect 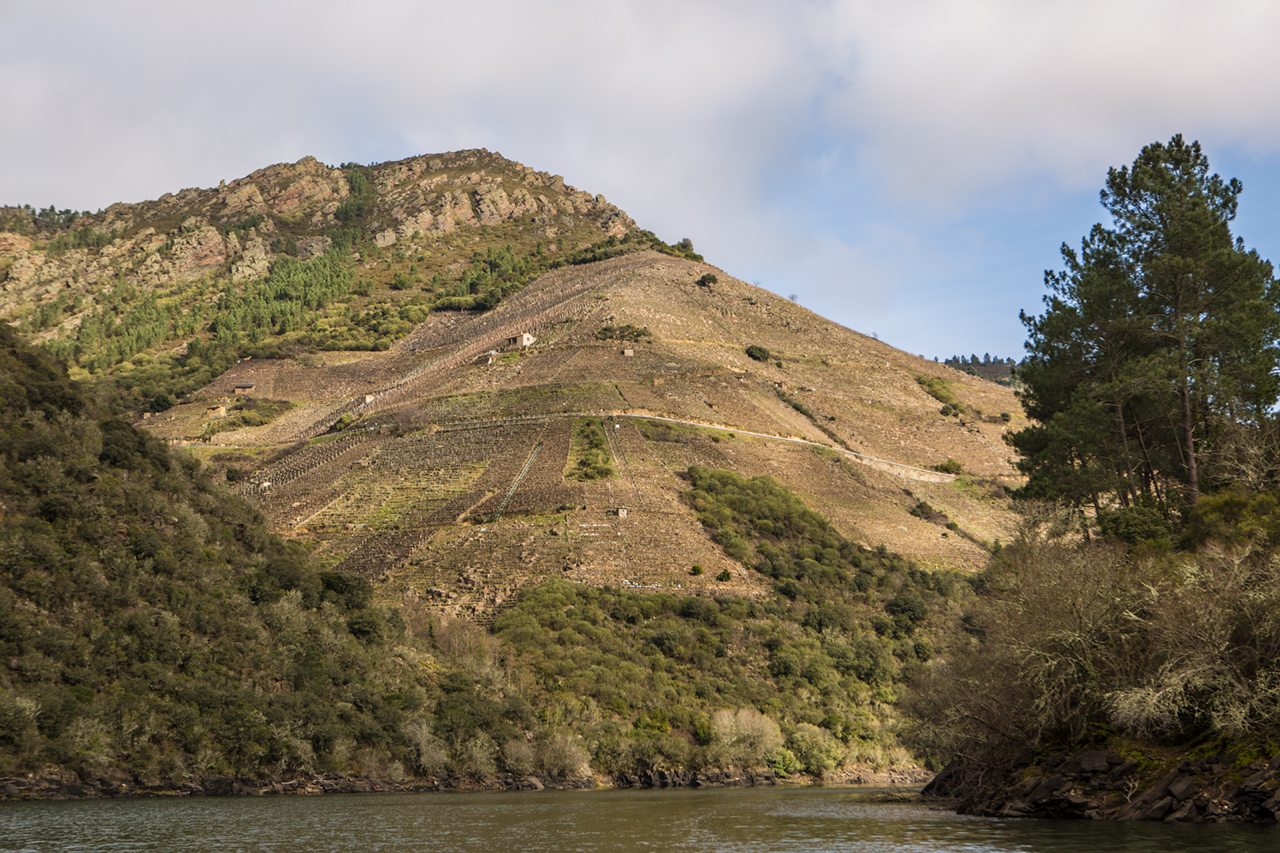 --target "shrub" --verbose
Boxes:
[745,345,771,362]
[711,708,783,767]
[672,238,703,262]
[1184,490,1280,549]
[765,746,800,777]
[456,732,497,777]
[501,738,535,774]
[535,730,589,776]
[909,500,946,522]
[595,324,651,342]
[885,592,927,633]
[788,723,843,776]
[917,376,965,414]
[568,419,614,481]
[1098,505,1171,547]
[931,458,963,475]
